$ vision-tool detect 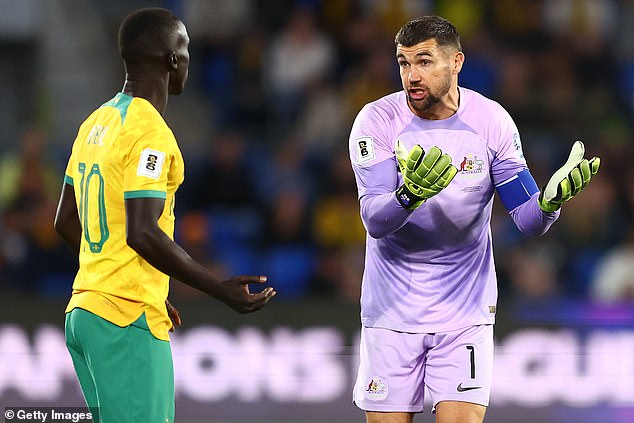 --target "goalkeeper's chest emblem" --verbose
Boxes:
[458,154,485,175]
